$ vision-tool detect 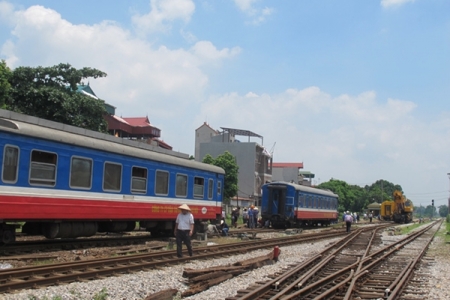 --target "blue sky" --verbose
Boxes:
[1,0,449,206]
